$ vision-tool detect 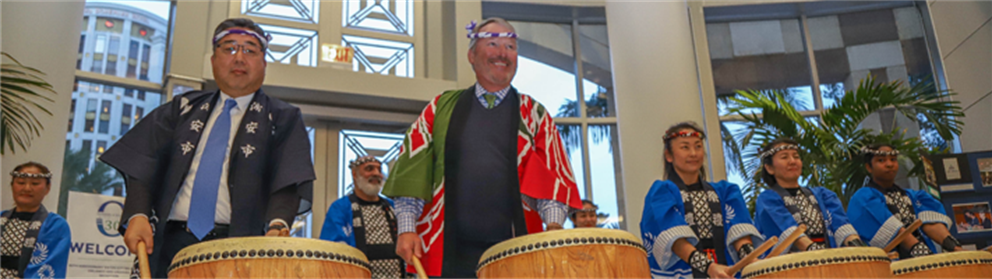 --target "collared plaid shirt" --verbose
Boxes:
[474,83,511,108]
